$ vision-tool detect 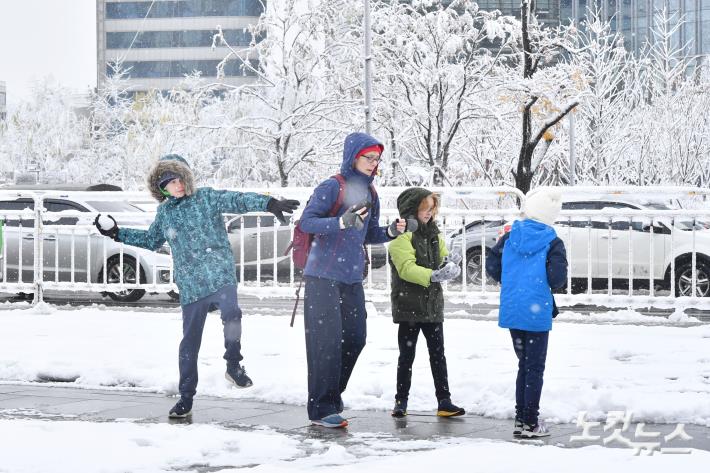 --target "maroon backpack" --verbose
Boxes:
[286,174,377,326]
